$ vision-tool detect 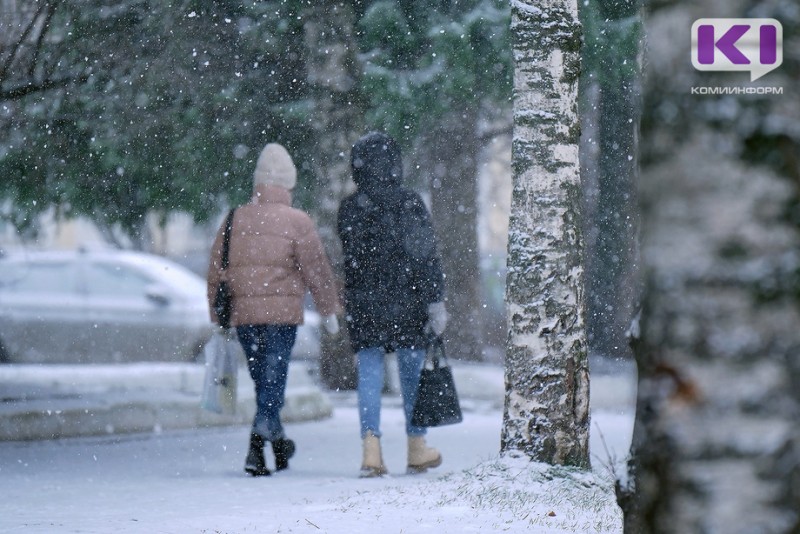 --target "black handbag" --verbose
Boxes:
[411,336,463,427]
[213,209,235,329]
